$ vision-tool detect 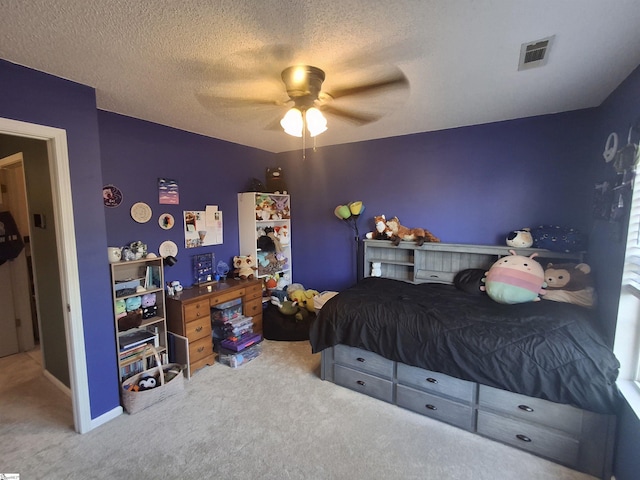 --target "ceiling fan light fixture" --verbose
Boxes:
[306,107,327,137]
[280,108,303,137]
